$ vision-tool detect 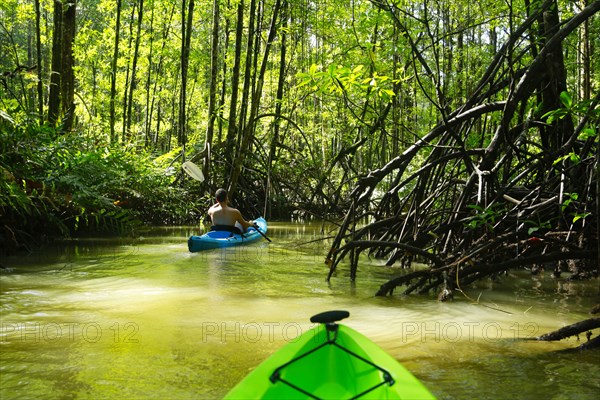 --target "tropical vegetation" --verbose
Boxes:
[1,0,598,305]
